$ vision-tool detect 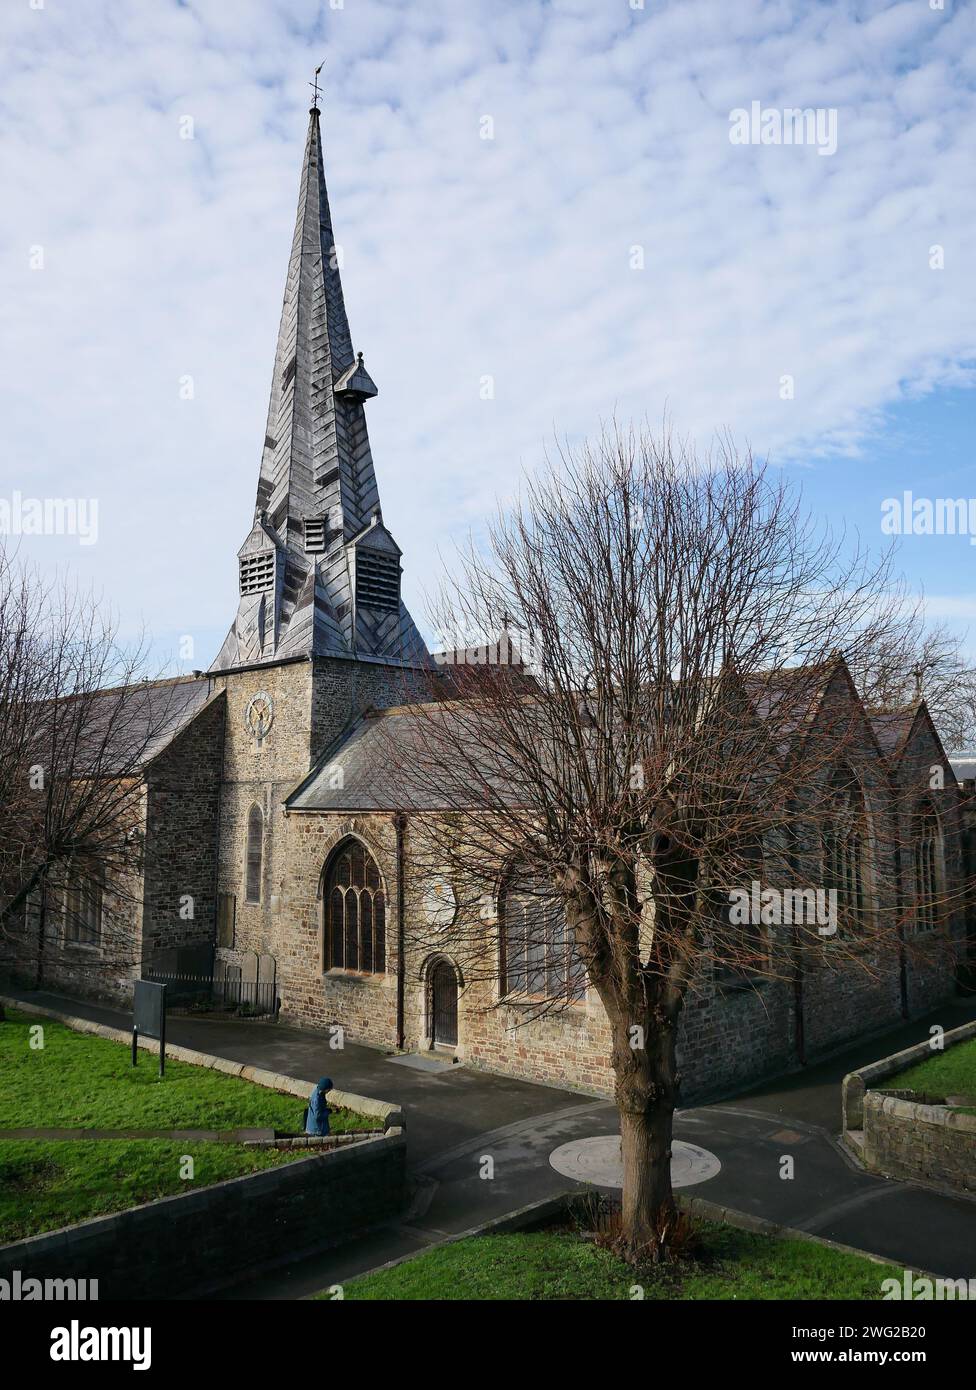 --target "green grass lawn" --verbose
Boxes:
[0,1010,375,1133]
[892,1037,976,1111]
[335,1228,895,1301]
[0,1009,379,1242]
[0,1139,298,1243]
